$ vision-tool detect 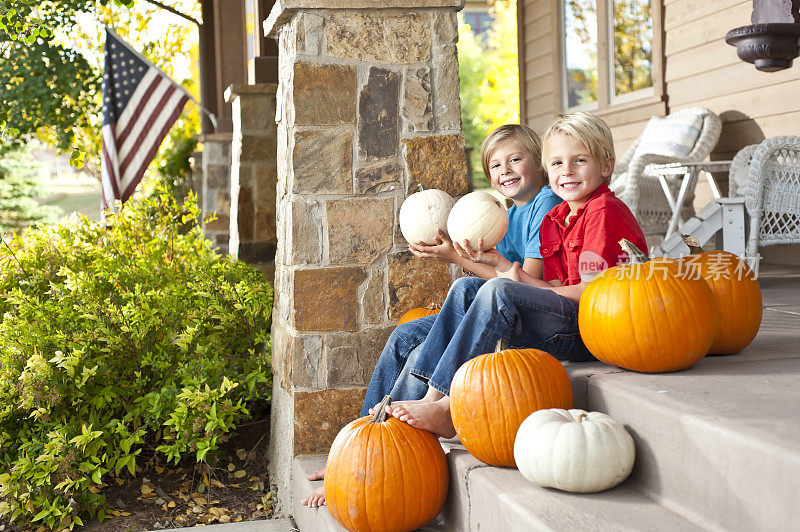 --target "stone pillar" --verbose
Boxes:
[264,1,469,509]
[200,133,233,254]
[226,84,279,279]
